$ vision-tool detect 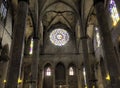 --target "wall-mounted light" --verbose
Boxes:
[18,78,22,84]
[3,79,6,83]
[106,73,111,81]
